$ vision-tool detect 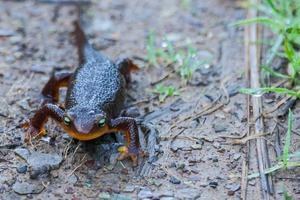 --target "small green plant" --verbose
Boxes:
[284,190,293,200]
[176,45,207,81]
[180,0,191,11]
[146,30,158,66]
[145,32,209,82]
[152,84,179,102]
[235,0,300,87]
[237,0,300,100]
[248,110,300,179]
